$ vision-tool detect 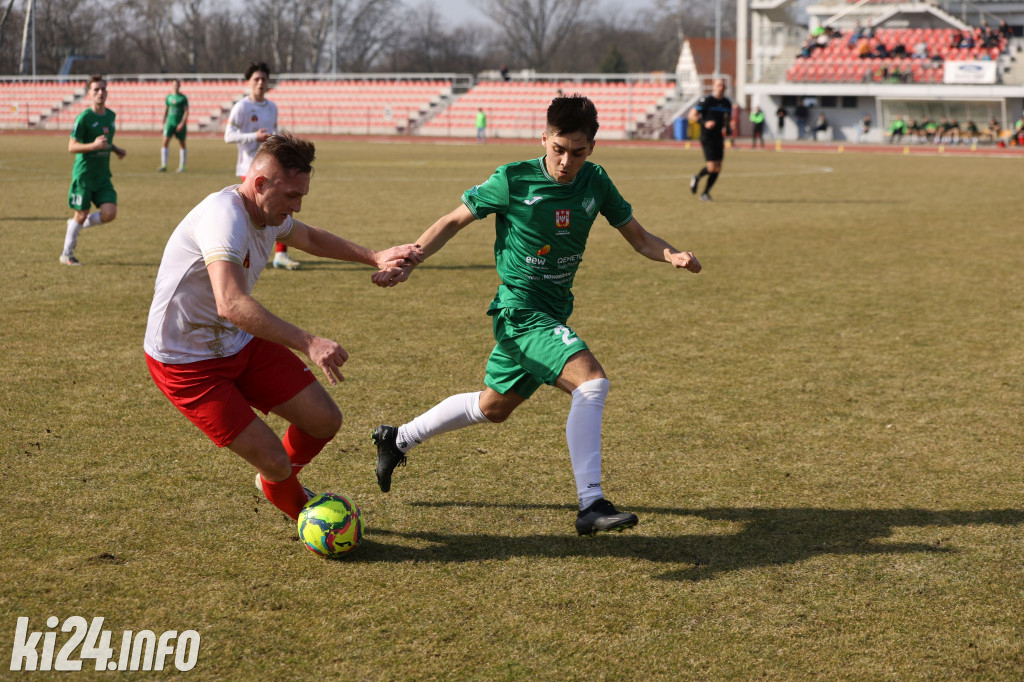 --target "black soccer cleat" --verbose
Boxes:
[372,424,406,493]
[575,498,639,537]
[689,175,699,194]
